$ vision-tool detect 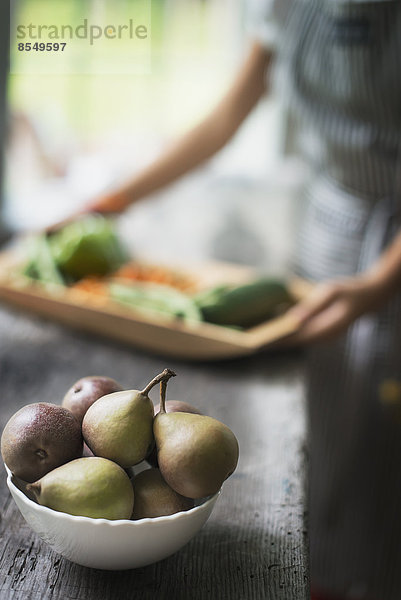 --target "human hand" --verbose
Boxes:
[42,189,129,235]
[284,274,389,345]
[83,189,132,215]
